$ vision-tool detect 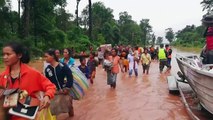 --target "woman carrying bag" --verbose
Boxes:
[44,49,74,117]
[0,42,56,120]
